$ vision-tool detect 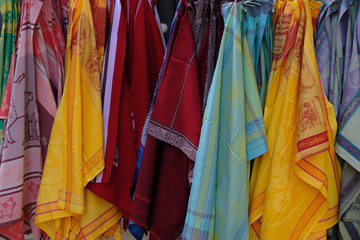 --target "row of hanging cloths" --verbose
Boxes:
[314,0,360,238]
[34,0,126,236]
[35,0,169,239]
[182,0,273,239]
[183,0,342,239]
[0,0,124,237]
[0,0,347,239]
[127,0,224,239]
